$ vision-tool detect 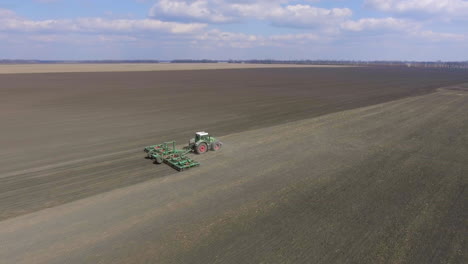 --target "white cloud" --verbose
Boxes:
[150,0,235,23]
[0,4,466,60]
[195,29,266,48]
[150,0,352,28]
[25,34,139,44]
[412,30,466,41]
[0,10,206,34]
[340,17,466,42]
[341,17,419,32]
[366,0,468,18]
[268,5,352,28]
[0,8,17,18]
[75,18,206,34]
[269,33,322,42]
[194,29,329,49]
